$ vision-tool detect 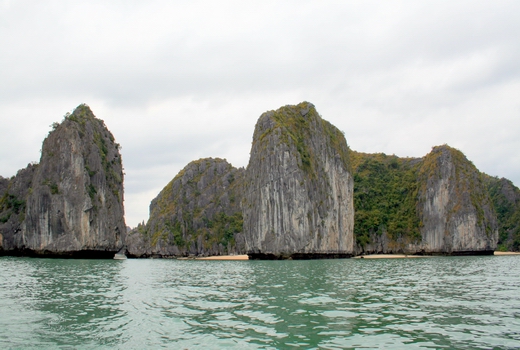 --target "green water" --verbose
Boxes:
[0,256,519,349]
